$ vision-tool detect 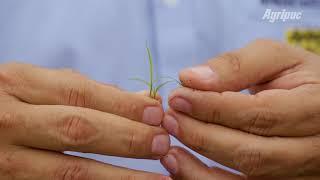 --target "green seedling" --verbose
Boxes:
[130,46,181,99]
